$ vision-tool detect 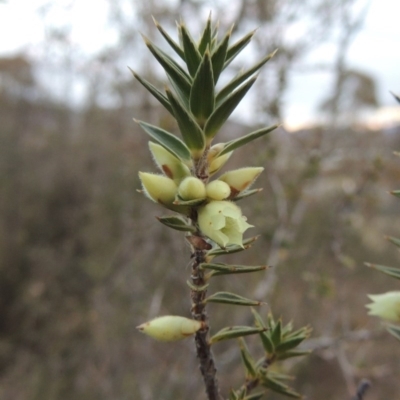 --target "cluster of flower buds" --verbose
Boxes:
[139,142,264,247]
